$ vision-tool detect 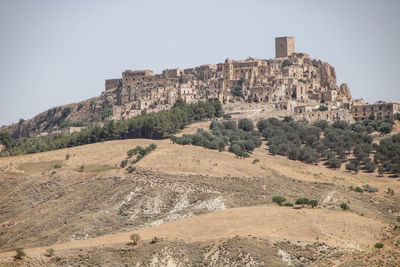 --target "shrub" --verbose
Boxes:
[130,234,140,245]
[374,242,384,250]
[150,236,160,244]
[65,154,70,160]
[223,114,232,120]
[252,159,260,164]
[310,199,318,208]
[45,248,55,257]
[362,184,378,193]
[126,166,136,173]
[387,187,394,196]
[102,107,113,120]
[231,86,243,97]
[272,196,286,206]
[282,59,291,67]
[14,249,26,260]
[53,164,62,169]
[354,186,363,193]
[283,202,293,207]
[340,203,349,210]
[318,105,328,111]
[120,160,128,168]
[78,165,85,172]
